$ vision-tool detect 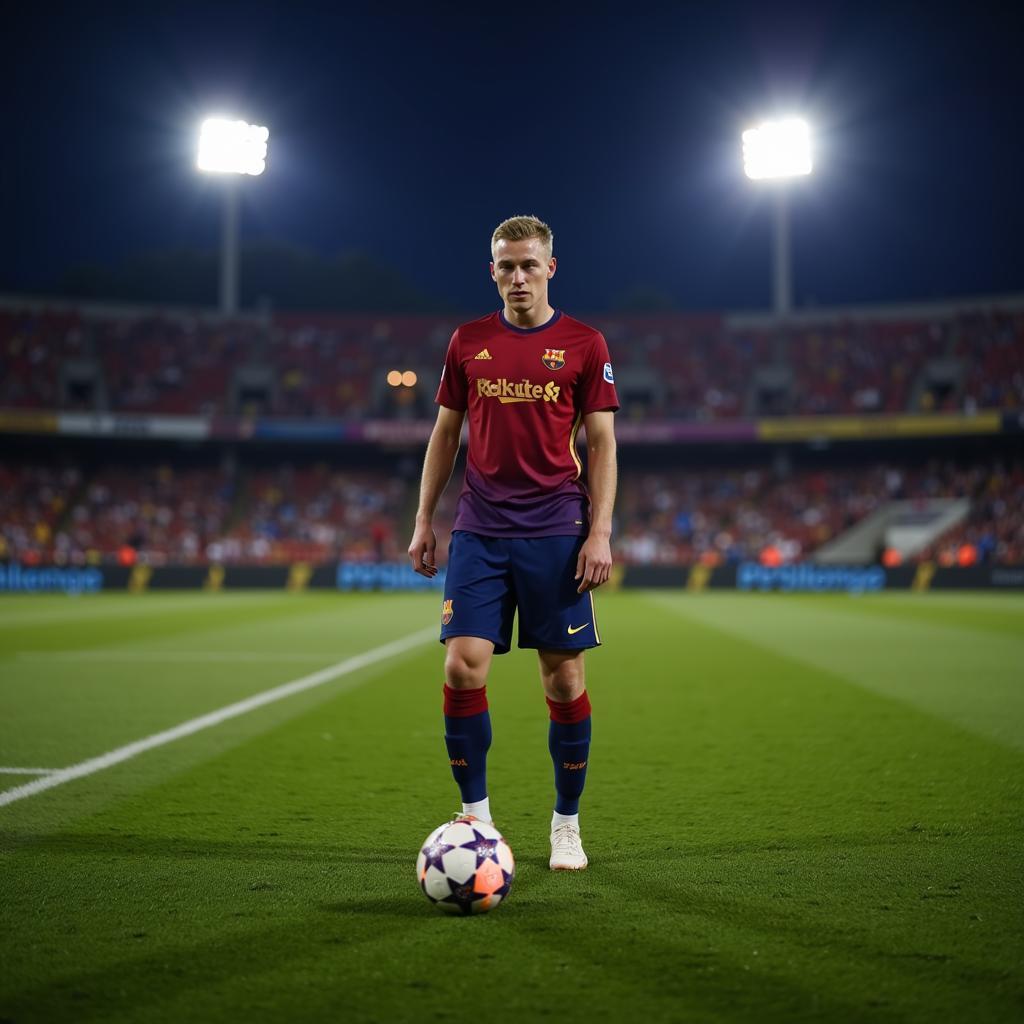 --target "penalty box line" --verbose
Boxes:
[0,626,437,810]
